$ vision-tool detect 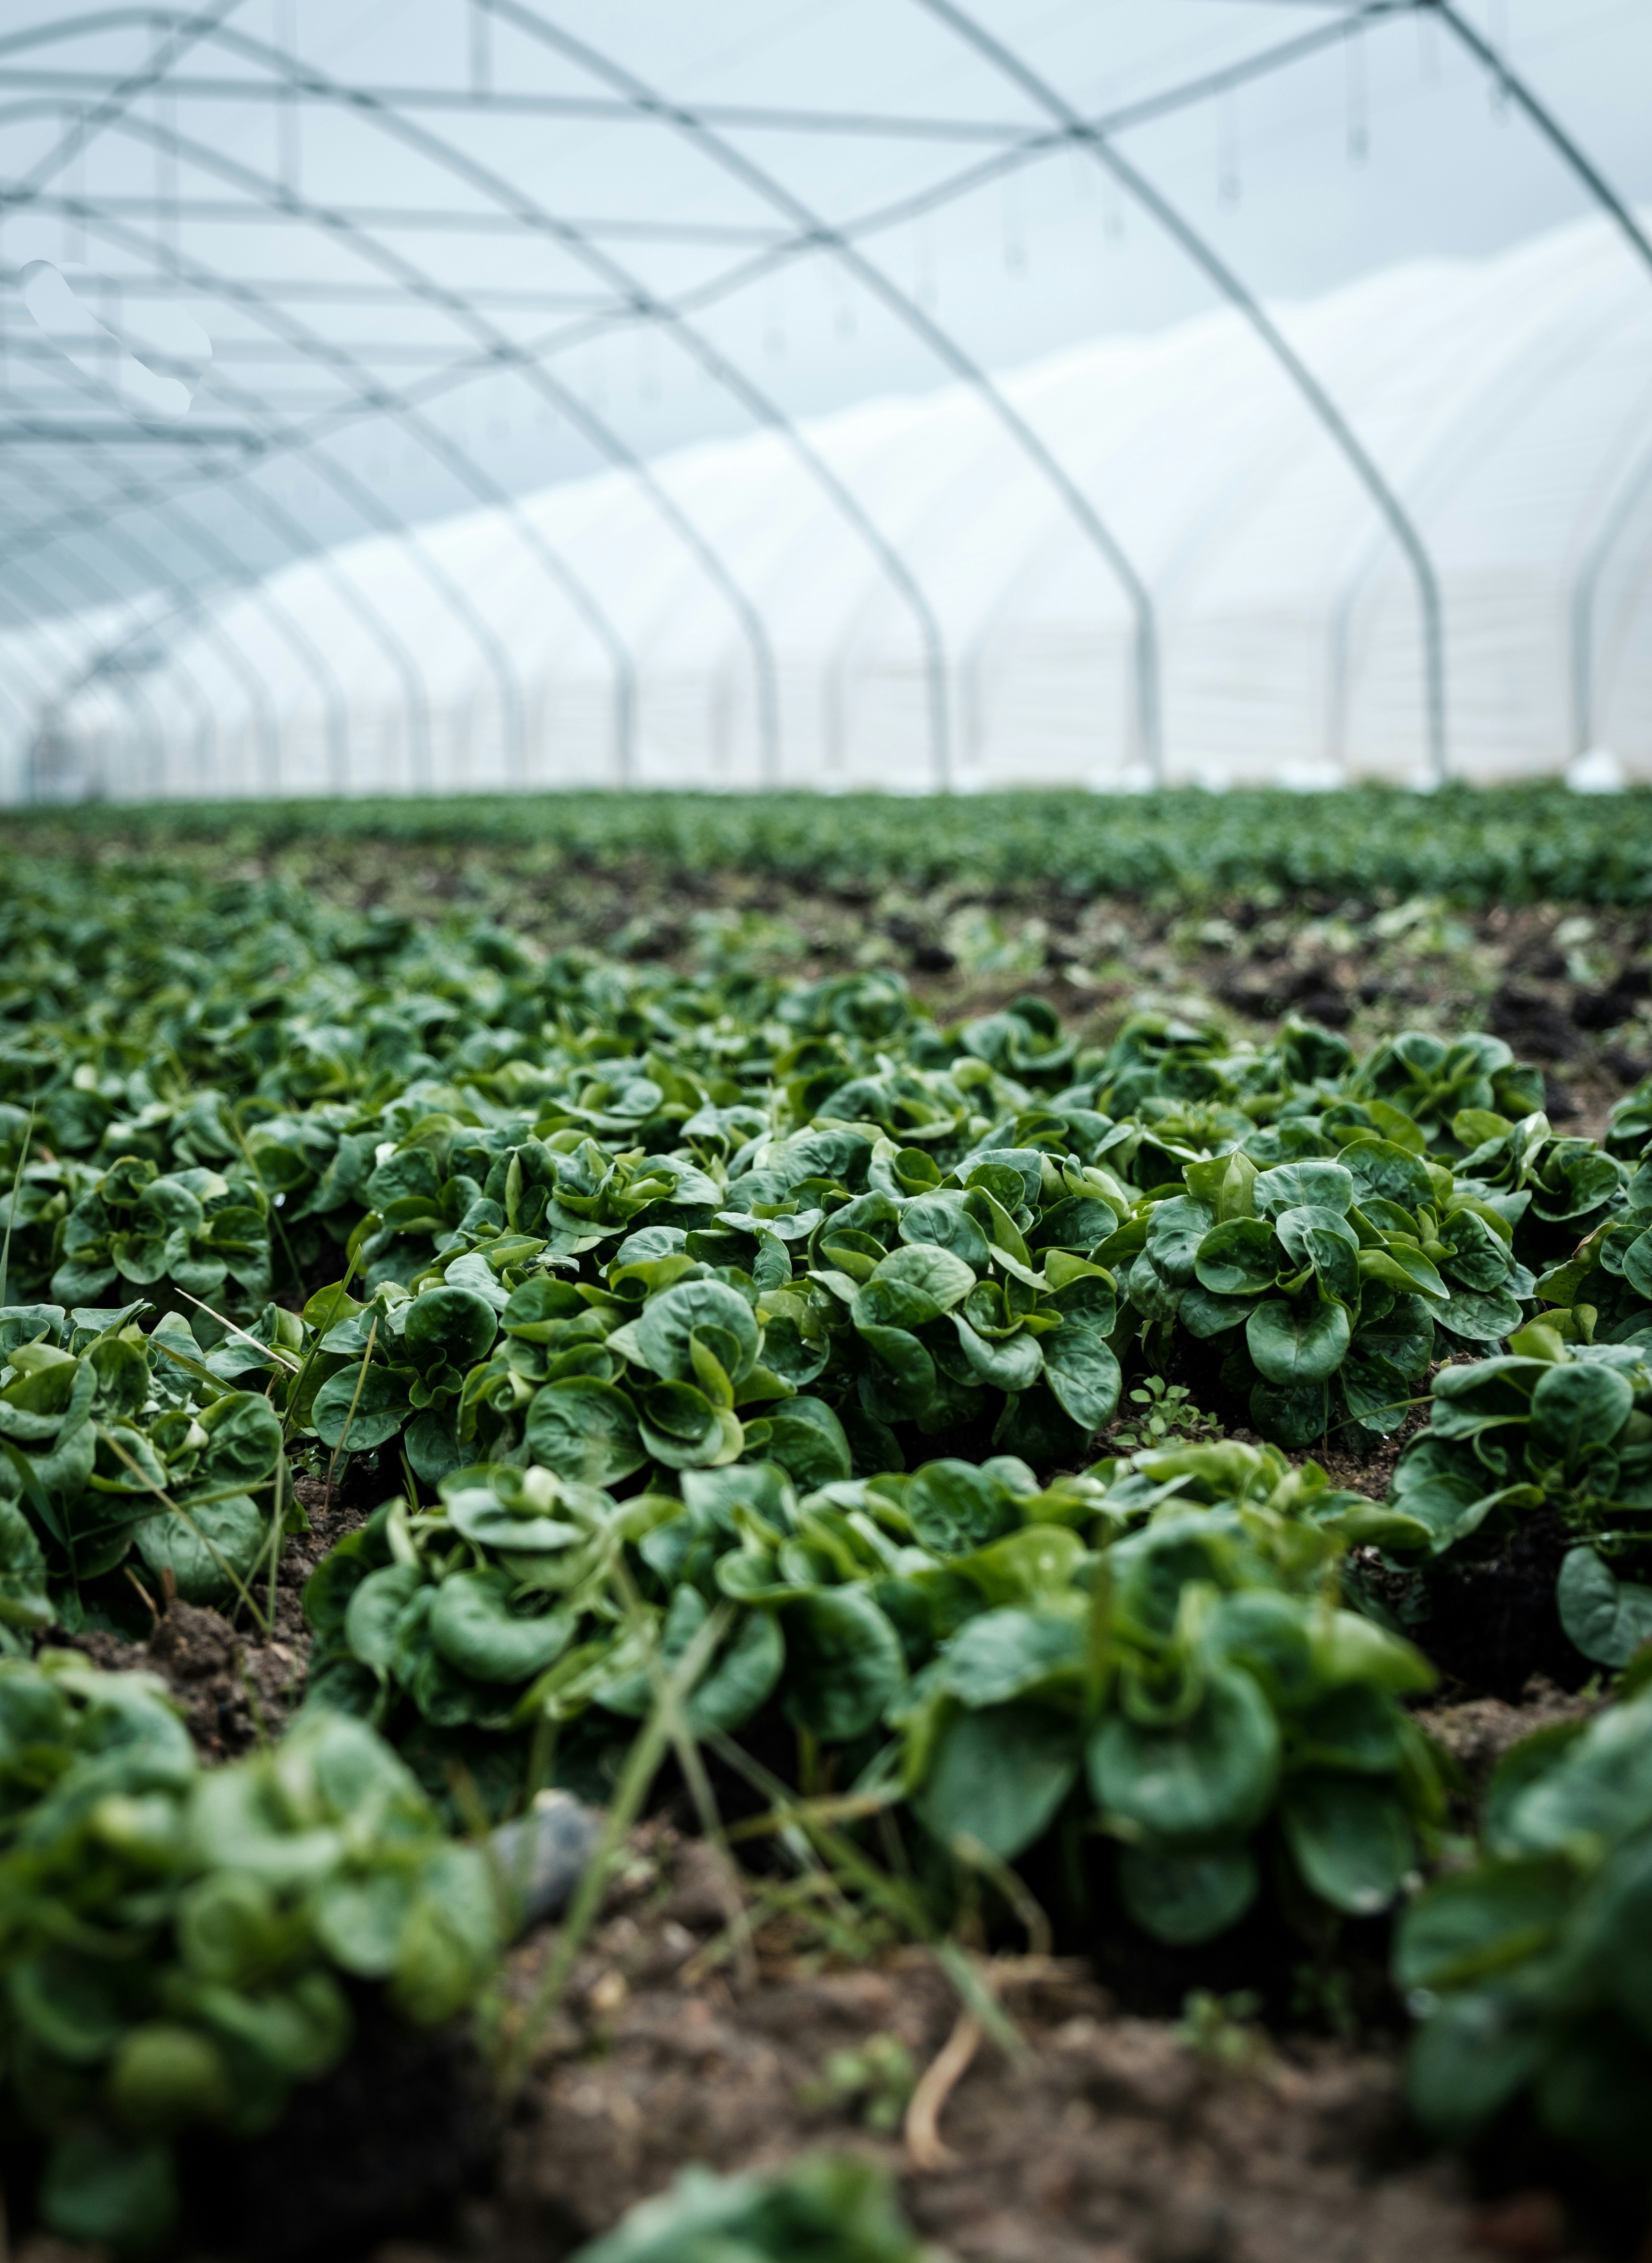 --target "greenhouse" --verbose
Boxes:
[6,0,1652,805]
[12,9,1652,2261]
[14,204,1652,803]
